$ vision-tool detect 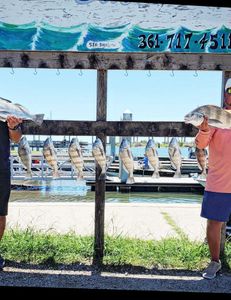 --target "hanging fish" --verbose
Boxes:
[195,147,207,179]
[145,138,160,178]
[92,137,106,180]
[18,136,32,179]
[119,138,135,184]
[43,137,59,179]
[168,137,182,178]
[68,137,84,180]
